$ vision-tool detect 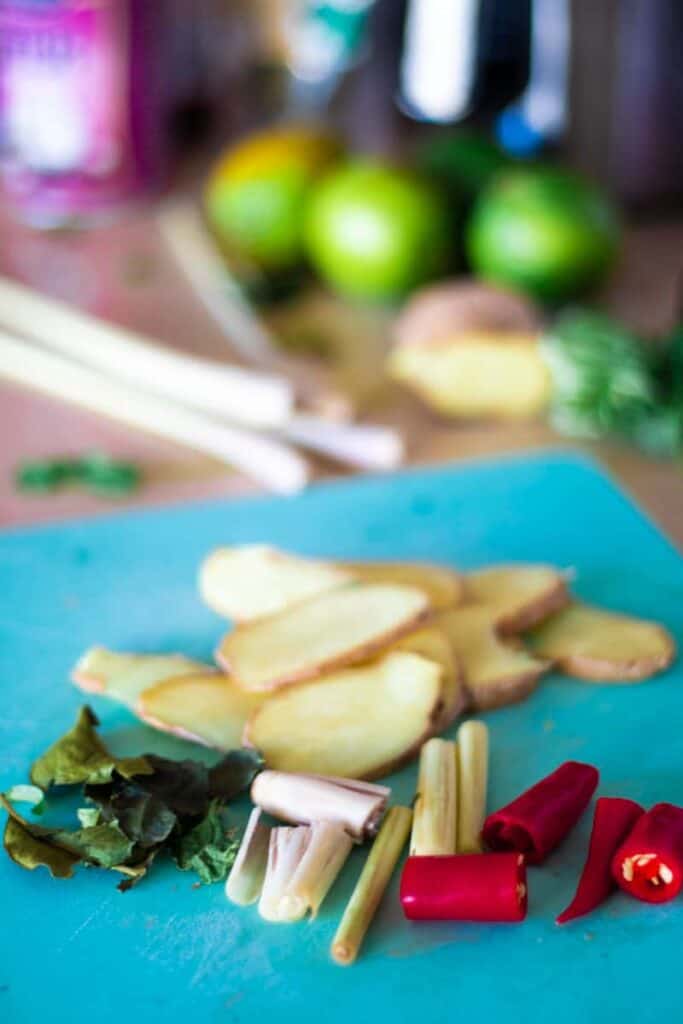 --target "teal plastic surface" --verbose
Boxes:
[1,452,682,1024]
